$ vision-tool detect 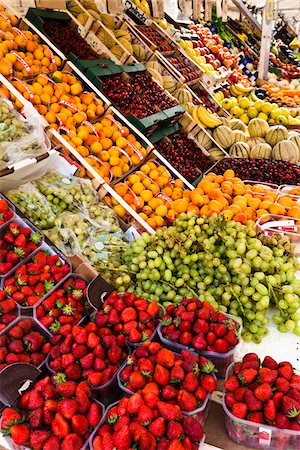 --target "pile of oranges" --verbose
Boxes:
[107,168,300,230]
[2,69,148,181]
[0,8,62,79]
